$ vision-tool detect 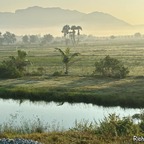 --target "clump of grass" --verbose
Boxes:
[0,112,65,136]
[0,114,47,134]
